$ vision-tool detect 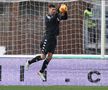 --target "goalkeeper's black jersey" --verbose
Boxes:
[45,12,68,38]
